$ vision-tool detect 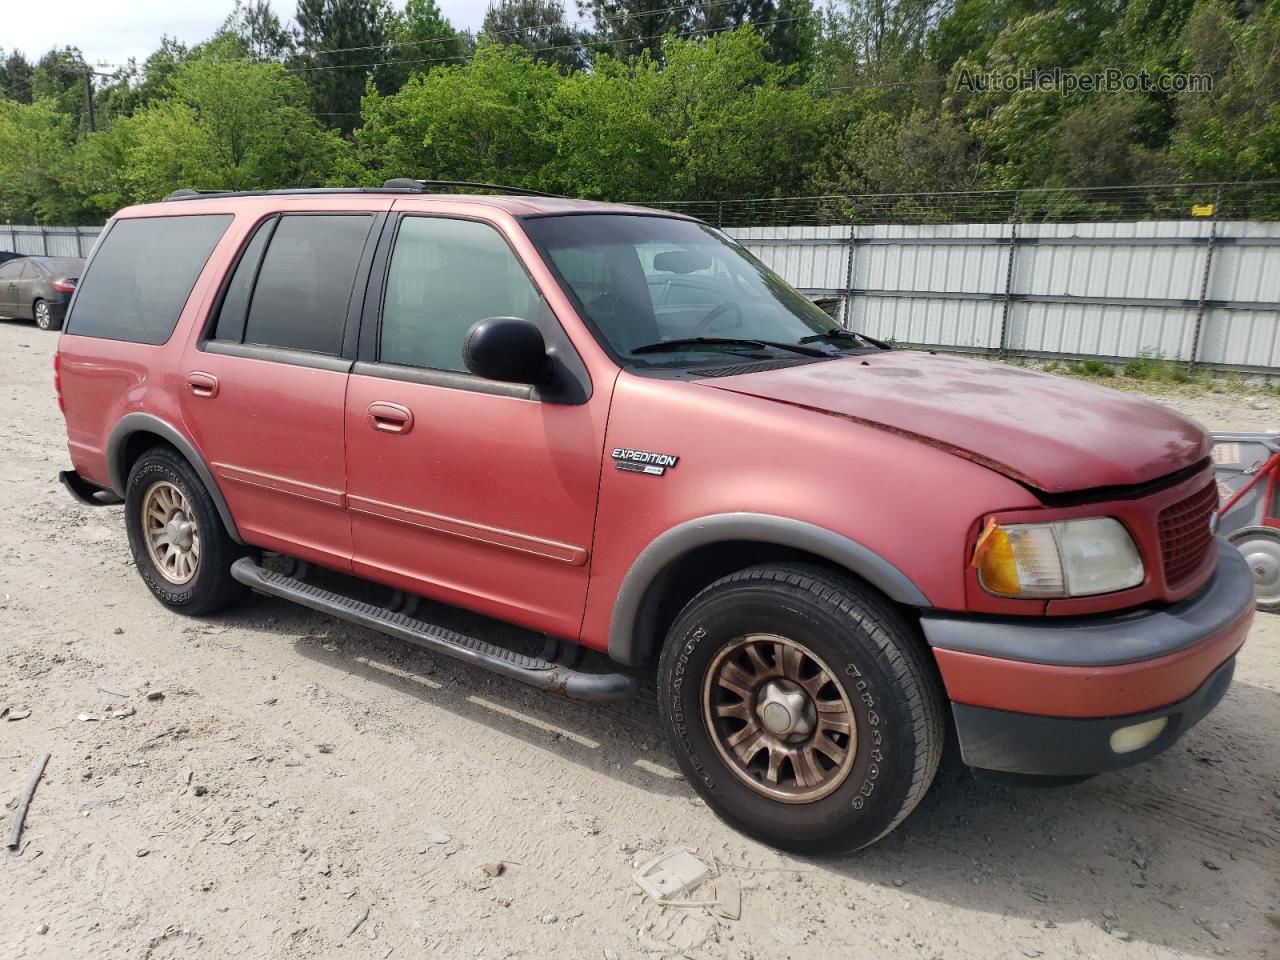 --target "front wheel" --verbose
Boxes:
[657,563,945,854]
